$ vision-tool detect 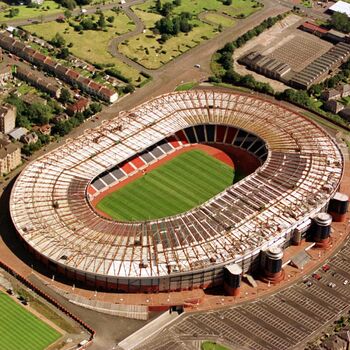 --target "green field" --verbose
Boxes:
[175,81,198,91]
[0,1,62,22]
[201,341,230,350]
[0,292,61,350]
[202,12,235,27]
[97,149,236,220]
[118,0,260,69]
